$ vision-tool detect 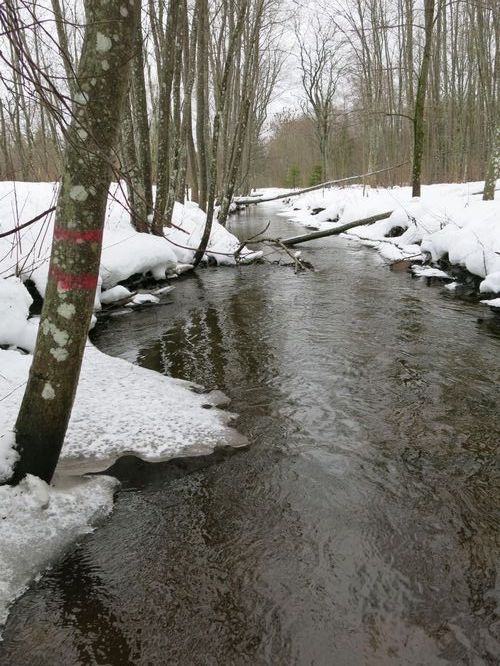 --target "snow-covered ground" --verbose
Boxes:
[0,181,261,301]
[278,181,500,303]
[0,181,254,637]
